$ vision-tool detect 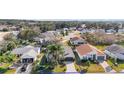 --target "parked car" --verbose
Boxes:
[21,64,28,72]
